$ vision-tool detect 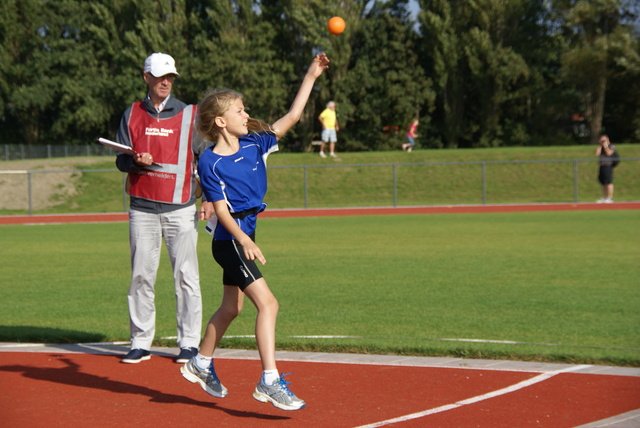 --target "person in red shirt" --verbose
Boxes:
[115,53,214,364]
[402,118,419,152]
